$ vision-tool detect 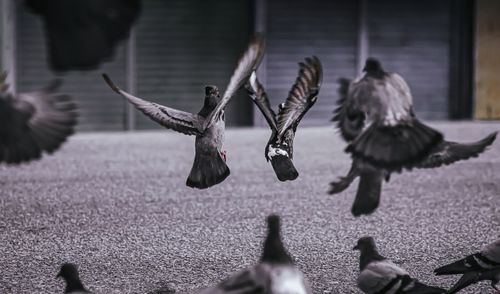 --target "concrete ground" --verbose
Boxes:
[0,122,499,294]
